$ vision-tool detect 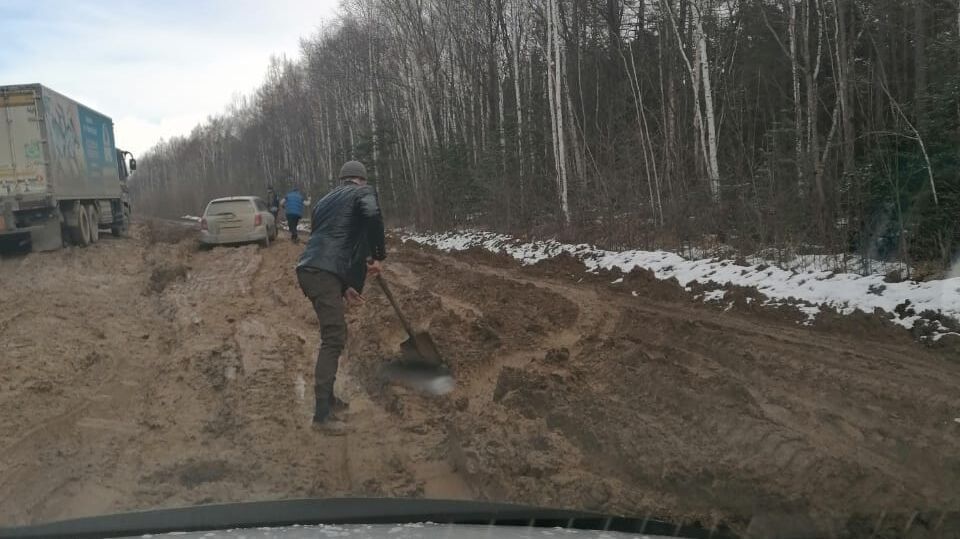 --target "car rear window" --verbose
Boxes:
[206,200,254,215]
[254,199,267,211]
